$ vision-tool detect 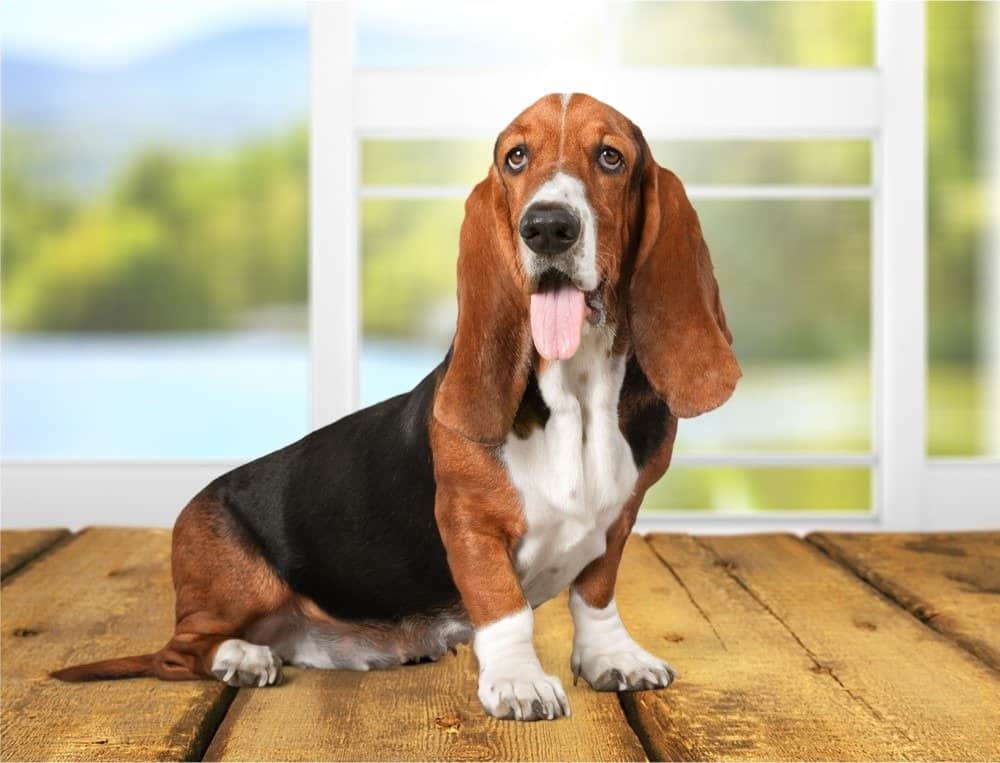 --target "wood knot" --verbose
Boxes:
[662,632,685,643]
[12,627,40,637]
[434,713,462,734]
[853,619,877,631]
